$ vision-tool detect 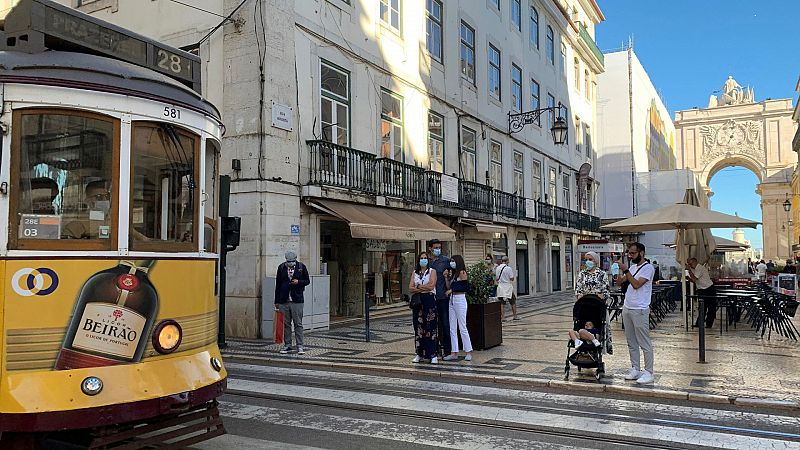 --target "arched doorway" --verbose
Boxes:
[708,166,764,265]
